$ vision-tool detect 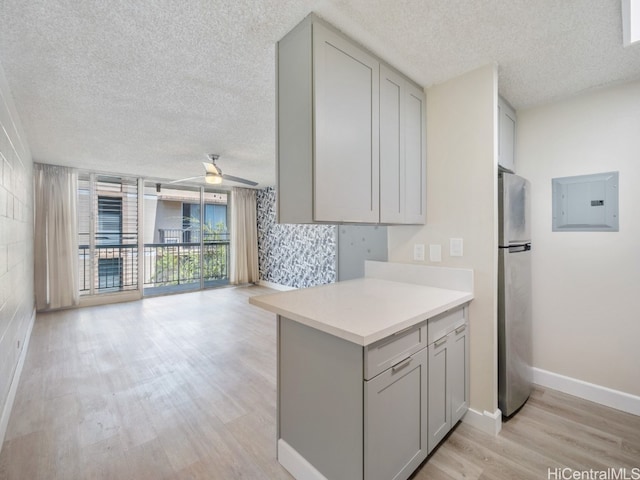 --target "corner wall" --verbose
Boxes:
[257,187,336,288]
[517,80,640,398]
[0,61,35,445]
[388,65,499,416]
